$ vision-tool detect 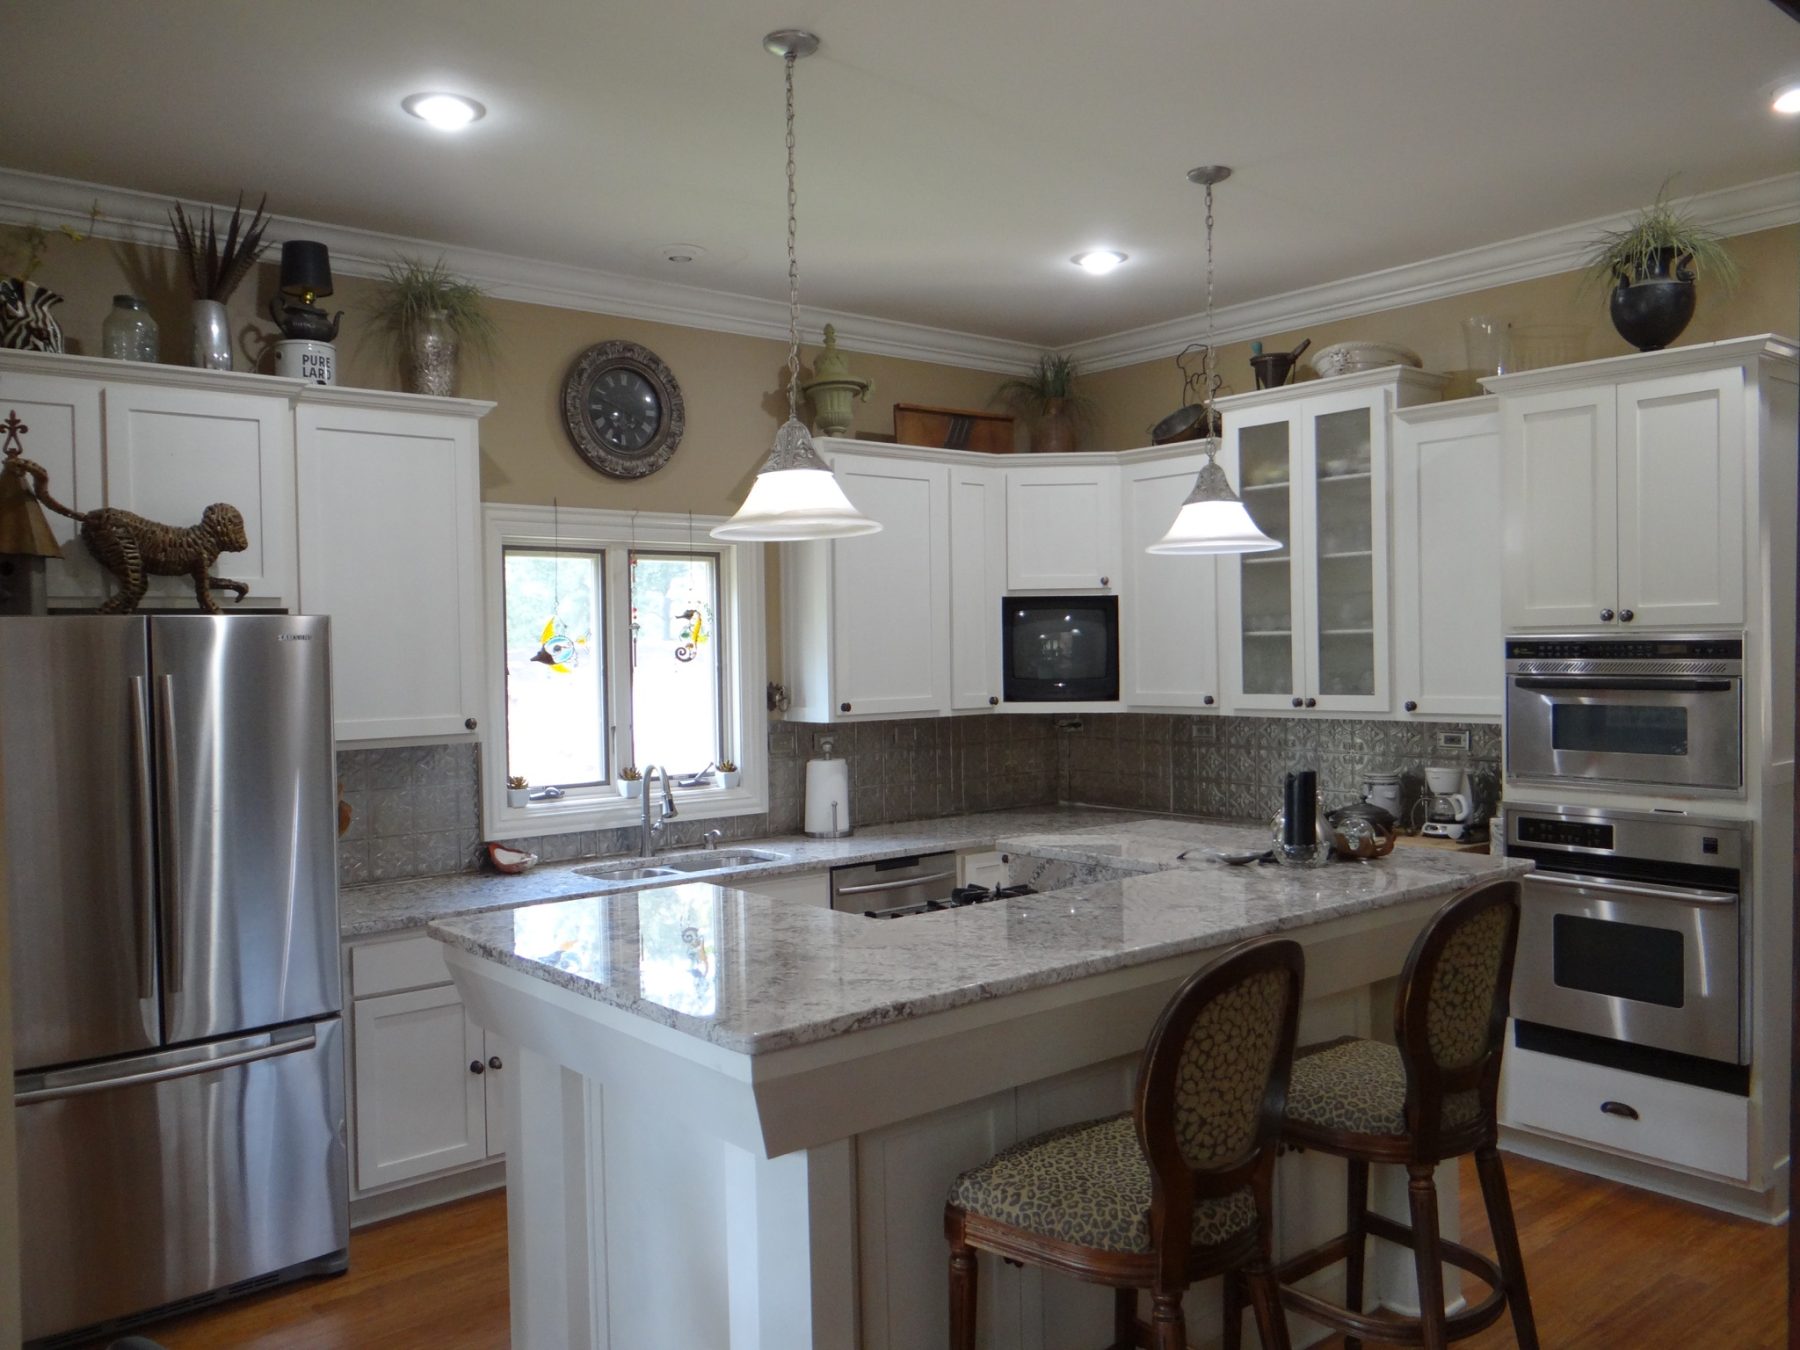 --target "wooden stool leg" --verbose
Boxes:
[1112,1286,1139,1349]
[1405,1163,1449,1350]
[1221,1271,1244,1350]
[1150,1292,1186,1350]
[1245,1263,1291,1350]
[946,1212,978,1350]
[1475,1145,1541,1350]
[1343,1158,1370,1350]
